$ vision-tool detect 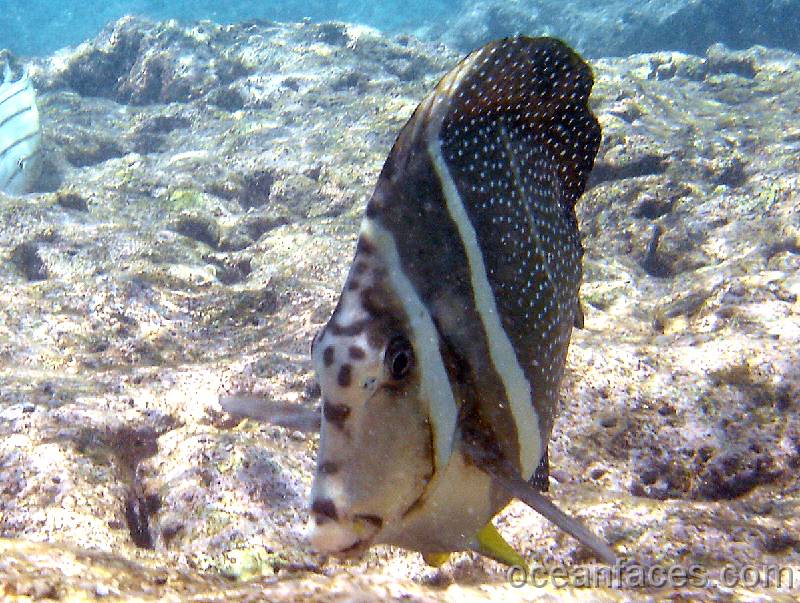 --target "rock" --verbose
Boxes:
[641,225,674,278]
[61,130,126,167]
[46,17,252,105]
[710,155,747,187]
[696,449,782,500]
